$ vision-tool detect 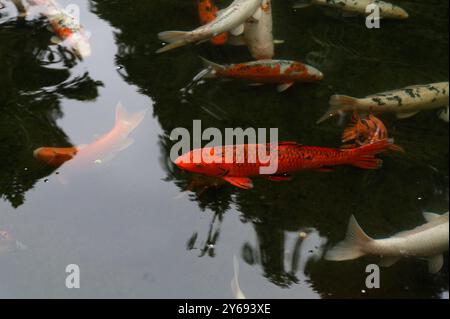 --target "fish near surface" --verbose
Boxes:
[317,82,450,123]
[341,112,403,152]
[243,0,274,60]
[157,0,263,53]
[34,103,147,174]
[174,139,391,189]
[293,0,409,20]
[326,212,449,274]
[200,57,323,92]
[197,0,228,45]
